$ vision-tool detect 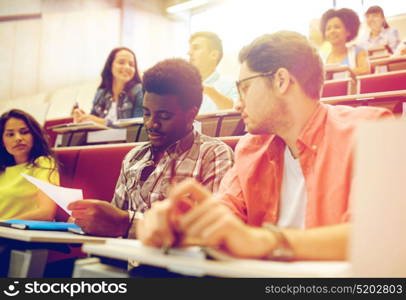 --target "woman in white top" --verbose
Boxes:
[320,8,370,76]
[73,47,143,127]
[360,6,400,54]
